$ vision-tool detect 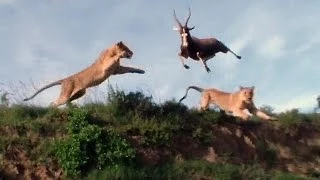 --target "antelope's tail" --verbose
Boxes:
[178,86,204,103]
[219,40,241,59]
[228,49,242,59]
[23,80,62,101]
